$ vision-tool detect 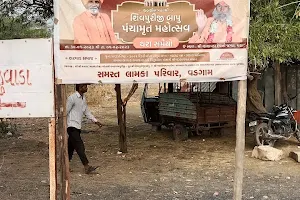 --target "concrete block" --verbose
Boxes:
[289,151,300,162]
